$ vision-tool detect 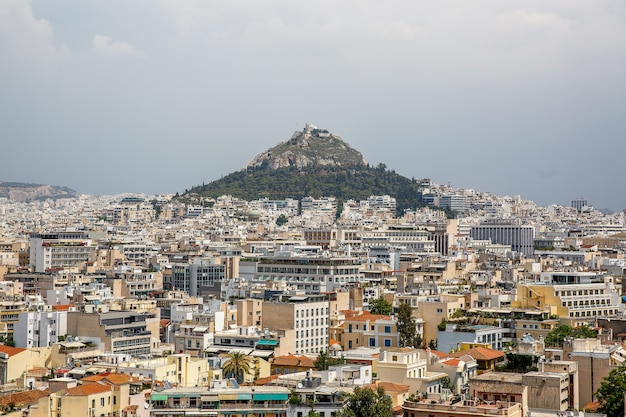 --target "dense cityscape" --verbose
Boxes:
[0,176,624,417]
